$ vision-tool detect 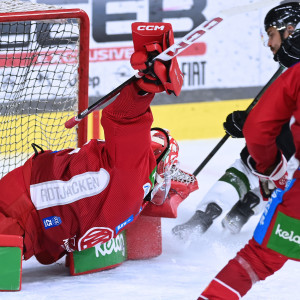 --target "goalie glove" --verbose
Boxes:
[247,152,288,200]
[130,22,183,96]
